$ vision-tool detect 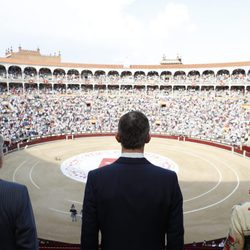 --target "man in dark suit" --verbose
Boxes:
[81,111,184,250]
[0,135,38,250]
